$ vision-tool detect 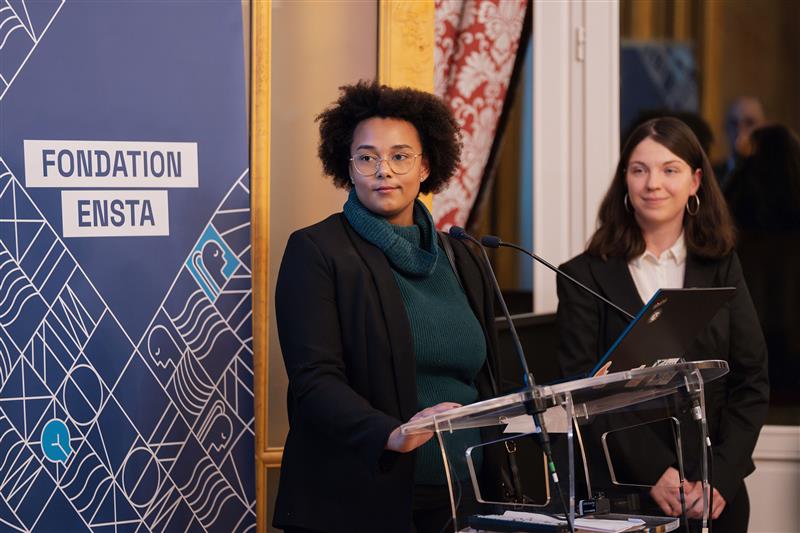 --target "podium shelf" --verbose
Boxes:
[402,360,728,435]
